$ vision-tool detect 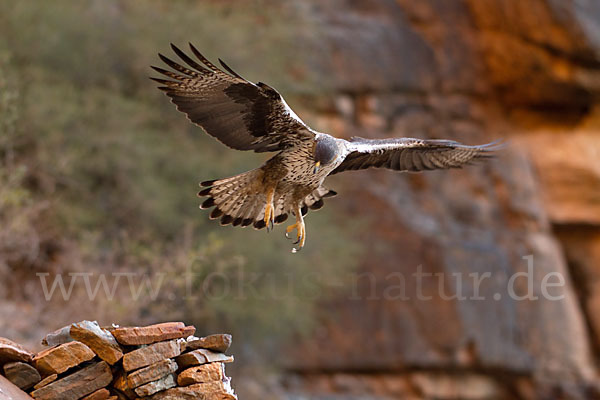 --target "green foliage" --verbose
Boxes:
[0,0,362,360]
